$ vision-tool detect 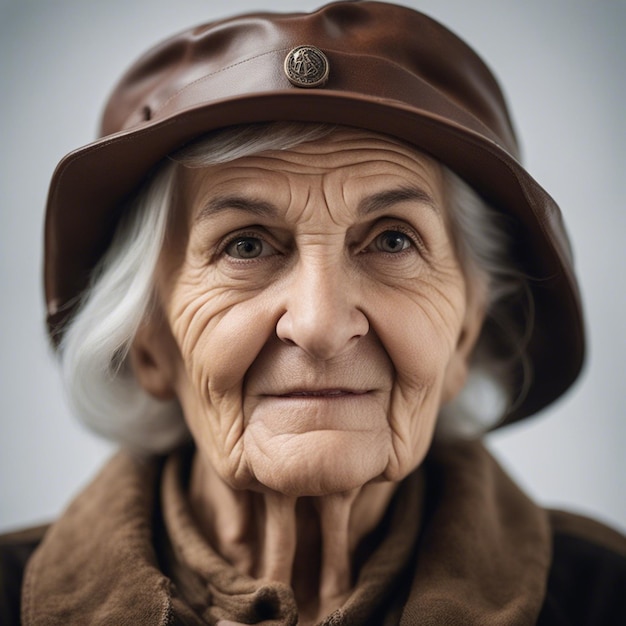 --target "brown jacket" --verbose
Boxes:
[2,440,625,624]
